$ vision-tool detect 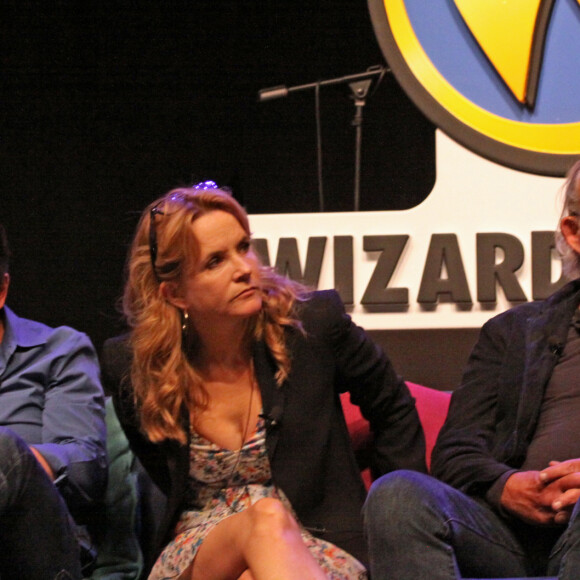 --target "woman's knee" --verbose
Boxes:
[247,498,298,539]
